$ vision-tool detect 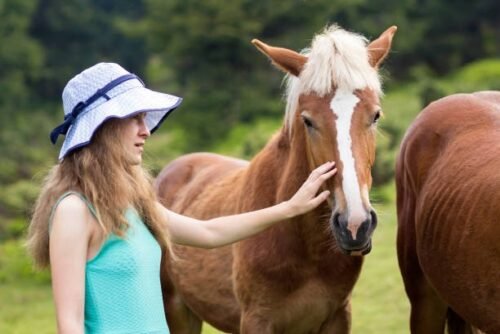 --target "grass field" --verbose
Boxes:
[0,199,410,333]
